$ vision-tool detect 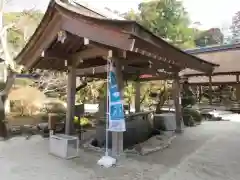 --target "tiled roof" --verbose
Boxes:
[72,0,125,20]
[185,43,240,54]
